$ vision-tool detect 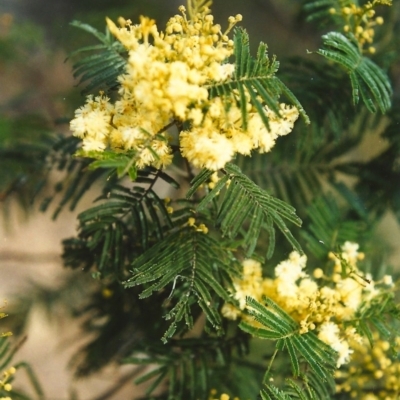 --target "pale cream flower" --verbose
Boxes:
[232,286,248,310]
[81,137,107,152]
[274,252,307,282]
[180,129,234,170]
[336,278,362,311]
[318,321,341,346]
[299,278,318,297]
[332,339,353,368]
[341,241,361,265]
[313,268,324,279]
[242,259,262,278]
[383,275,393,285]
[70,108,110,140]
